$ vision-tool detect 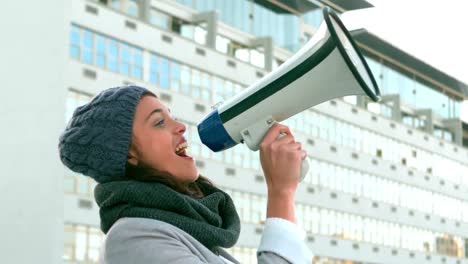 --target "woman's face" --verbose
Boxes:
[128,95,198,183]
